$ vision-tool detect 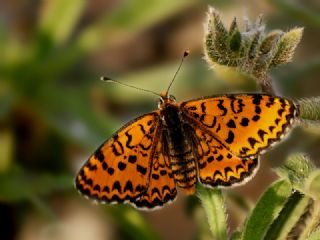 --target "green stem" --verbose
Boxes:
[197,184,228,240]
